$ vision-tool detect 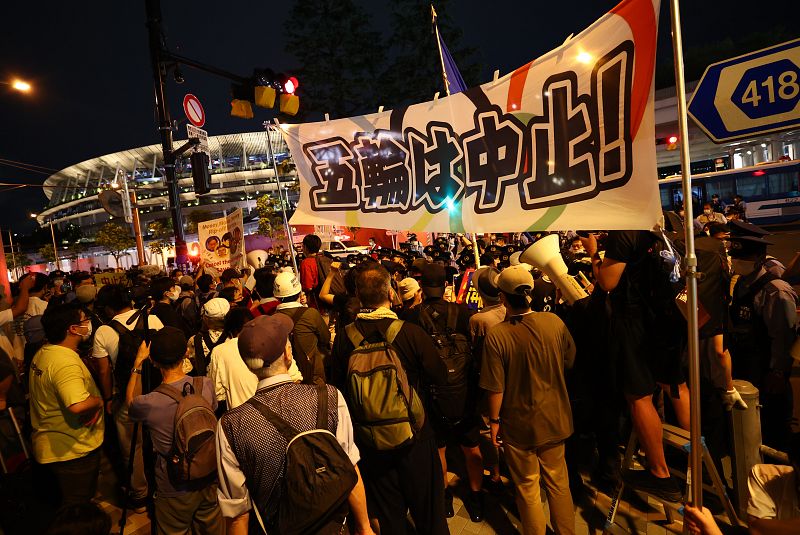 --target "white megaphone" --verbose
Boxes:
[520,234,588,304]
[246,249,268,269]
